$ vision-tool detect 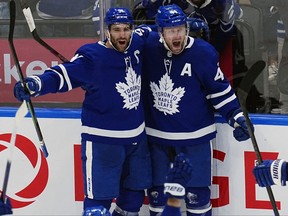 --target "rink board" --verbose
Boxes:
[0,107,288,216]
